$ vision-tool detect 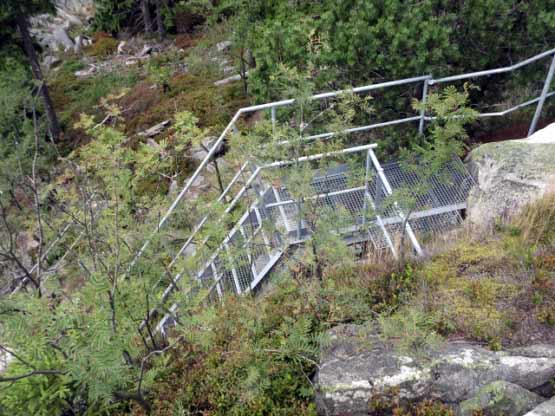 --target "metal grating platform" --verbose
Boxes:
[155,145,475,335]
